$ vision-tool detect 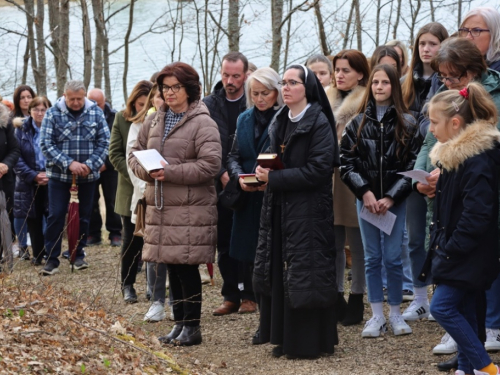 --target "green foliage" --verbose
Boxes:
[19,309,25,318]
[103,358,111,368]
[80,363,86,373]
